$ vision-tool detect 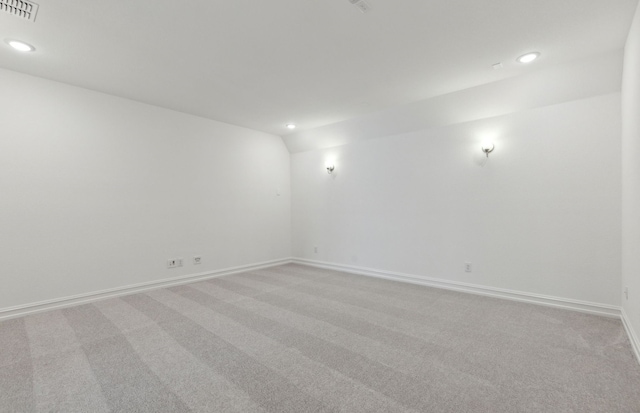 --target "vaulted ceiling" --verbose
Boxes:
[1,0,637,148]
